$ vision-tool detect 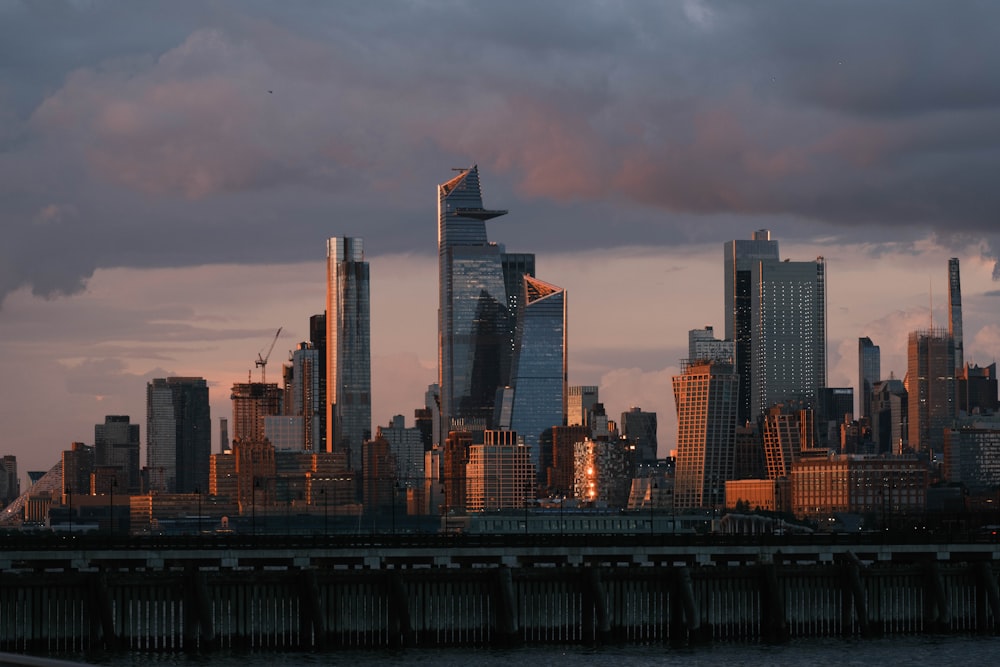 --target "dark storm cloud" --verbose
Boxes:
[2,0,1000,306]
